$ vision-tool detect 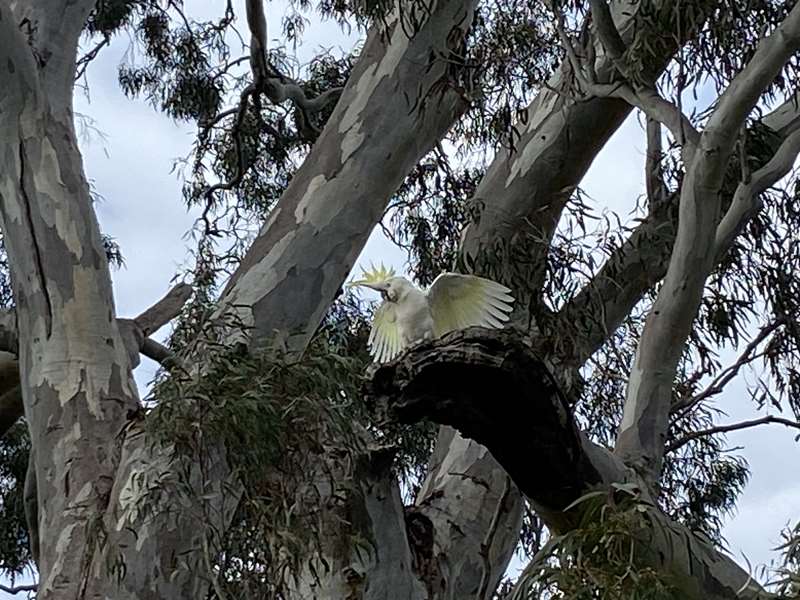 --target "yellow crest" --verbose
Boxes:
[347,262,396,287]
